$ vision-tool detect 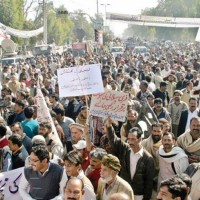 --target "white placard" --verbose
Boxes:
[0,167,24,200]
[90,90,129,122]
[57,64,104,97]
